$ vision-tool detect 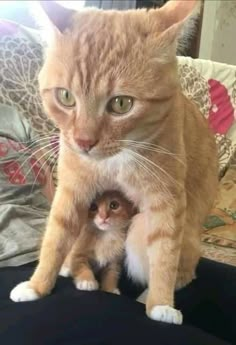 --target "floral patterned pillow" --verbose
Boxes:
[178,57,236,266]
[178,56,236,177]
[0,20,59,179]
